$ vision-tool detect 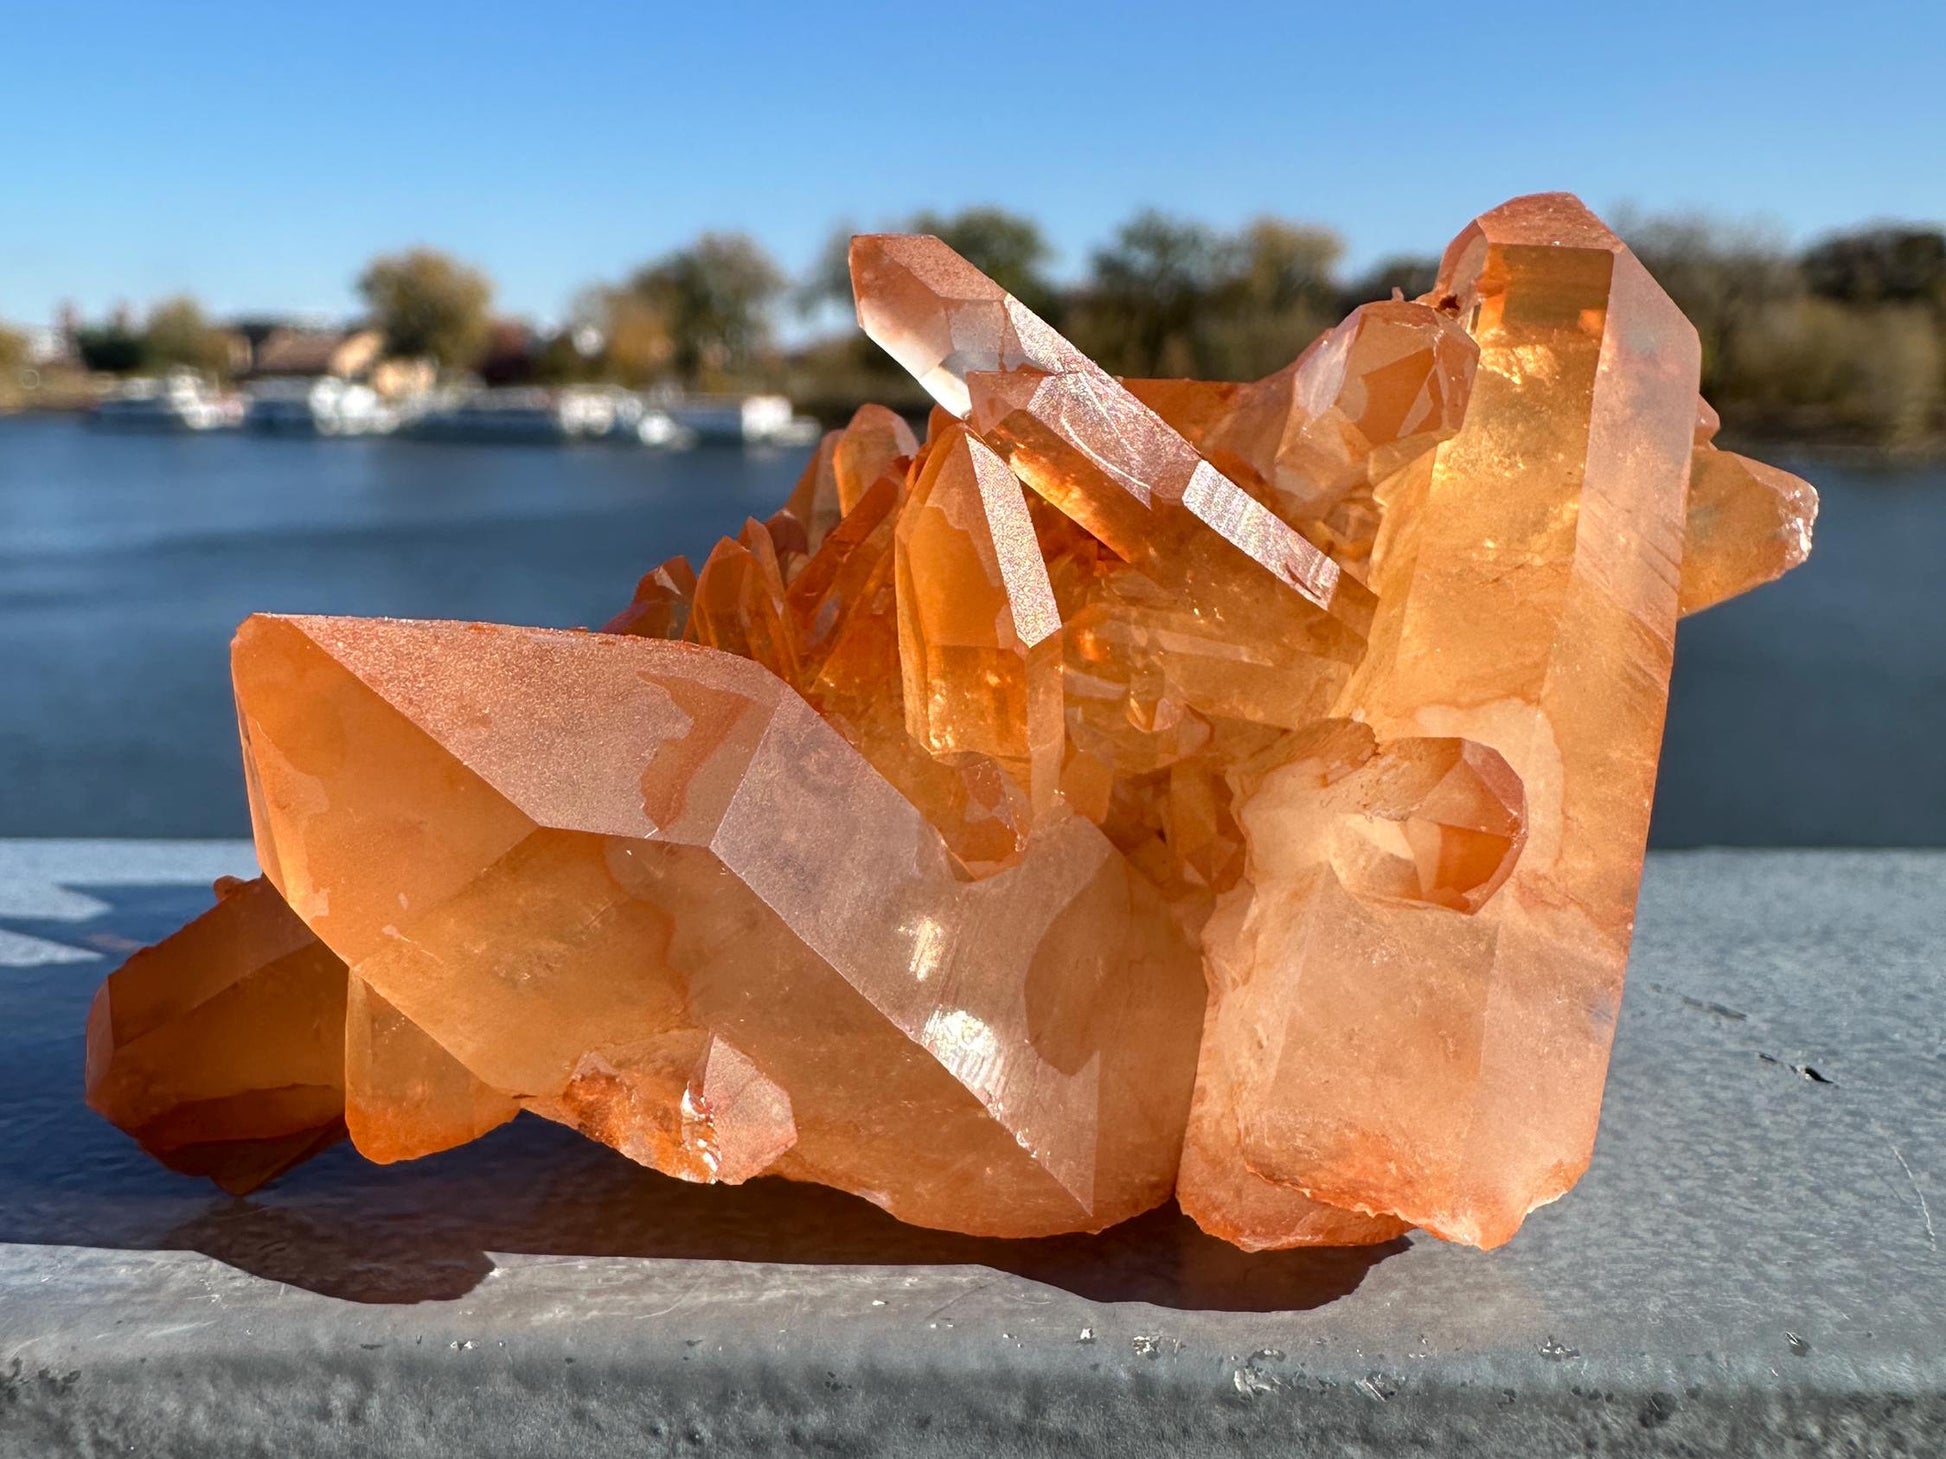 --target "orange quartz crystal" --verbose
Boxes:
[85,874,349,1192]
[89,193,1816,1250]
[780,403,920,553]
[1680,399,1820,615]
[1129,296,1477,577]
[1188,194,1742,1249]
[850,233,1374,731]
[228,615,1203,1235]
[895,423,1064,817]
